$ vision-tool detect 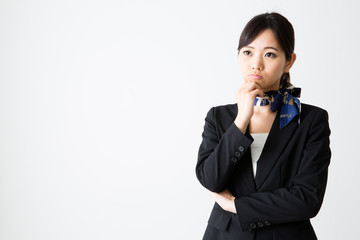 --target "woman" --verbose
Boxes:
[196,12,331,240]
